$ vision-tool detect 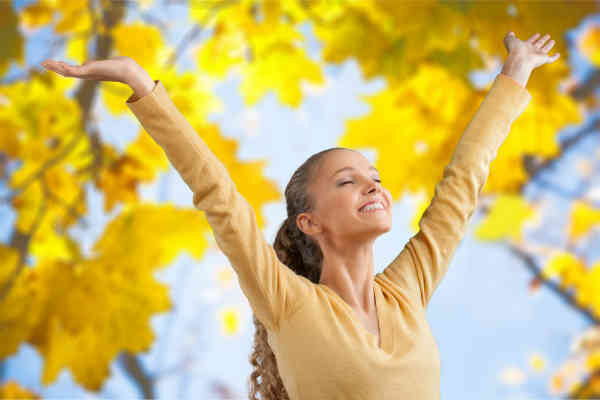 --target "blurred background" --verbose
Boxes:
[1,0,600,398]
